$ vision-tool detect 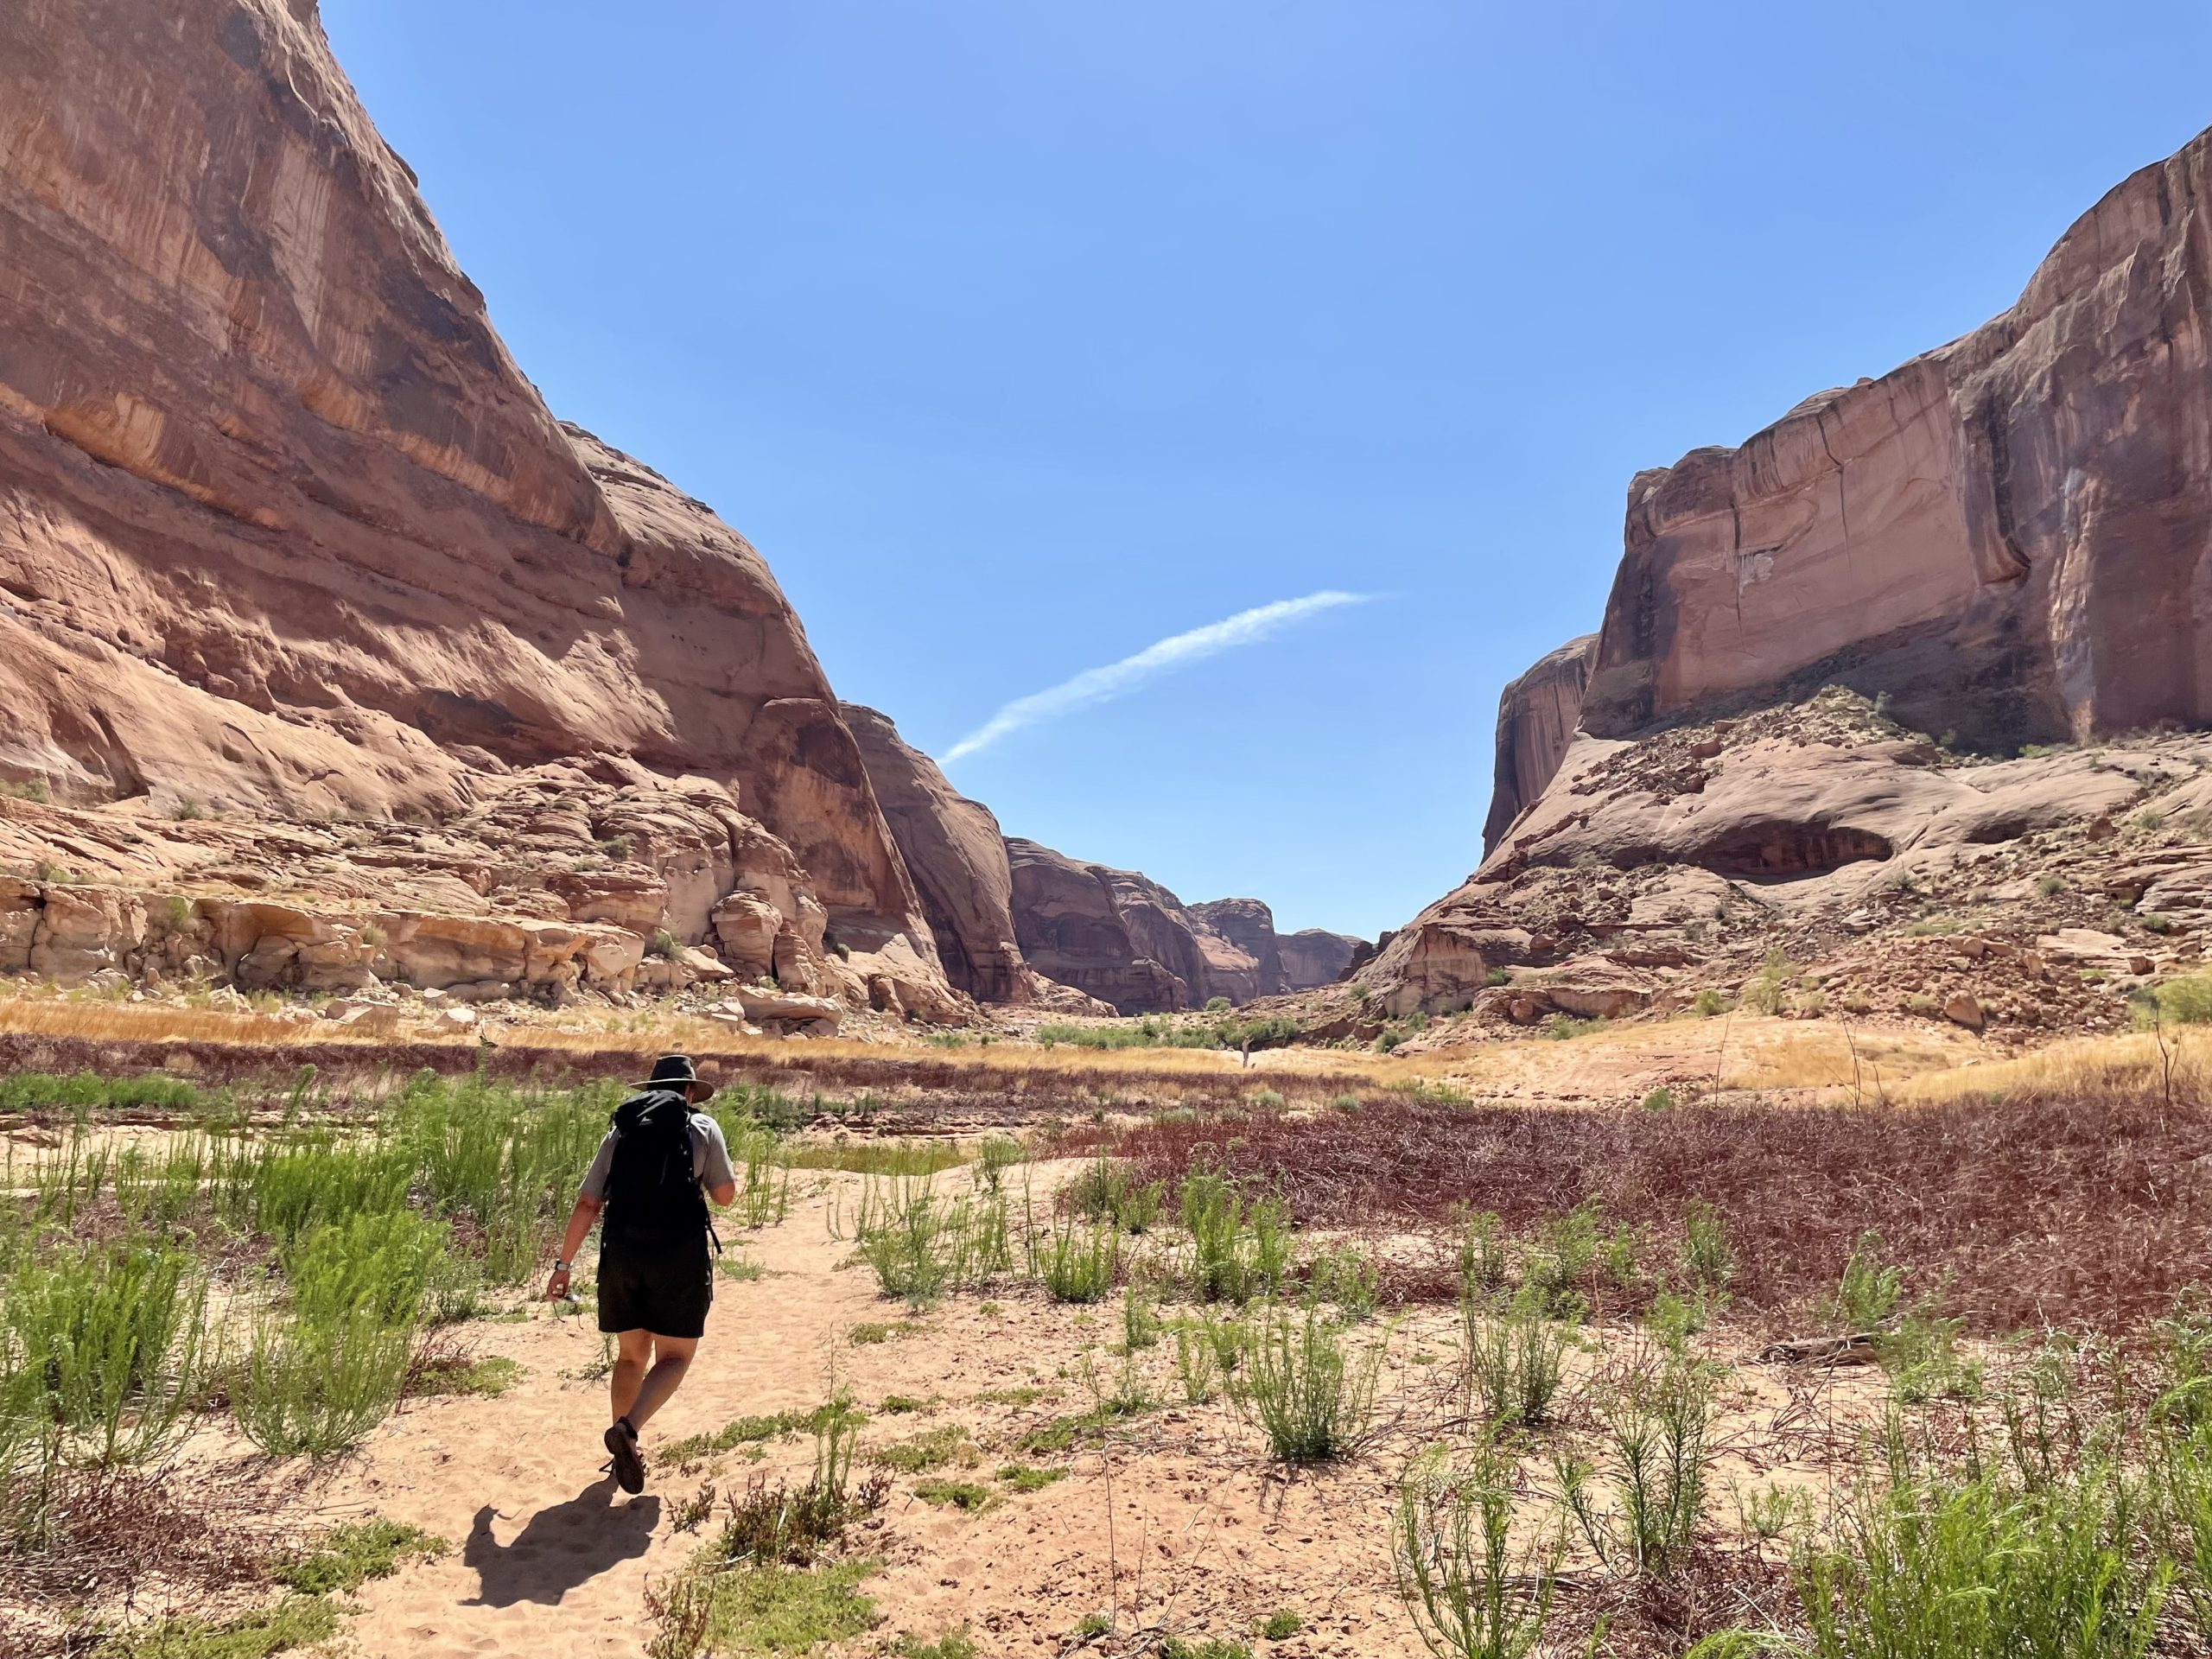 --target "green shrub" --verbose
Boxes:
[1065,1157,1163,1233]
[1461,1296,1574,1428]
[1554,1362,1713,1580]
[1181,1173,1292,1304]
[0,1238,208,1465]
[1743,949,1795,1015]
[1039,1217,1118,1304]
[1692,988,1730,1018]
[1306,1243,1382,1322]
[2139,974,2212,1027]
[1260,1610,1303,1640]
[911,1477,995,1512]
[1826,1230,1906,1332]
[1394,1446,1558,1659]
[1230,1303,1382,1463]
[94,1593,340,1659]
[1680,1201,1734,1290]
[1796,1448,2162,1659]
